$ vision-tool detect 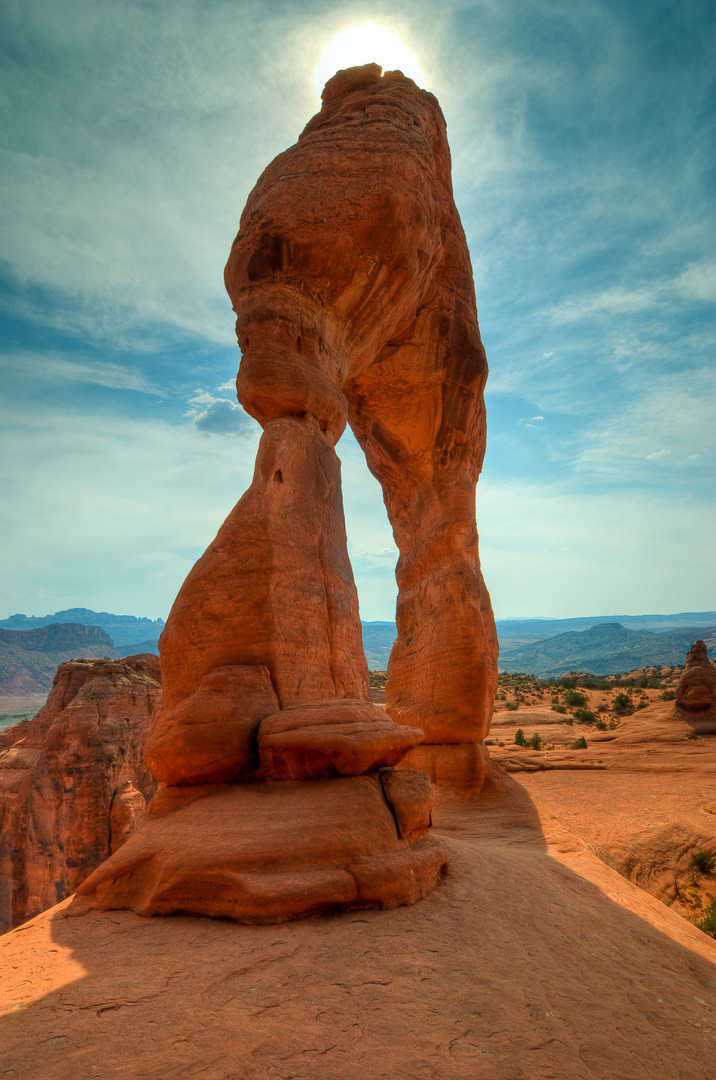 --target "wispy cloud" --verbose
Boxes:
[572,367,715,480]
[0,350,160,394]
[547,260,716,325]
